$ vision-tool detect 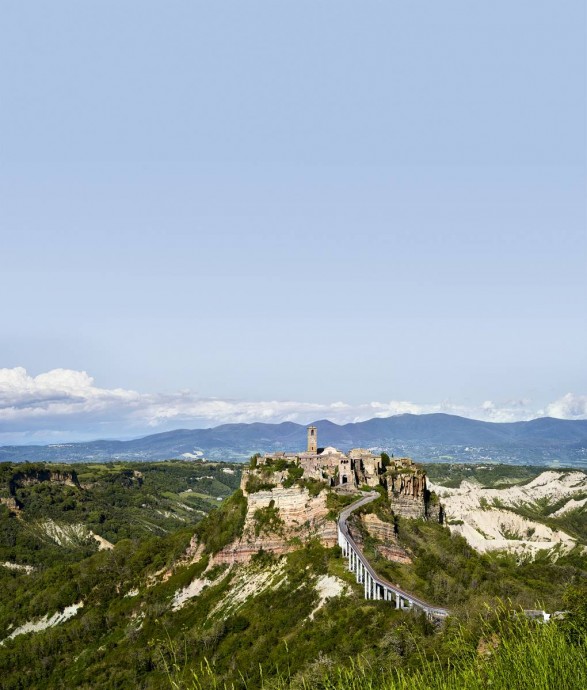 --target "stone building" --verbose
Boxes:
[261,427,382,489]
[307,425,317,453]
